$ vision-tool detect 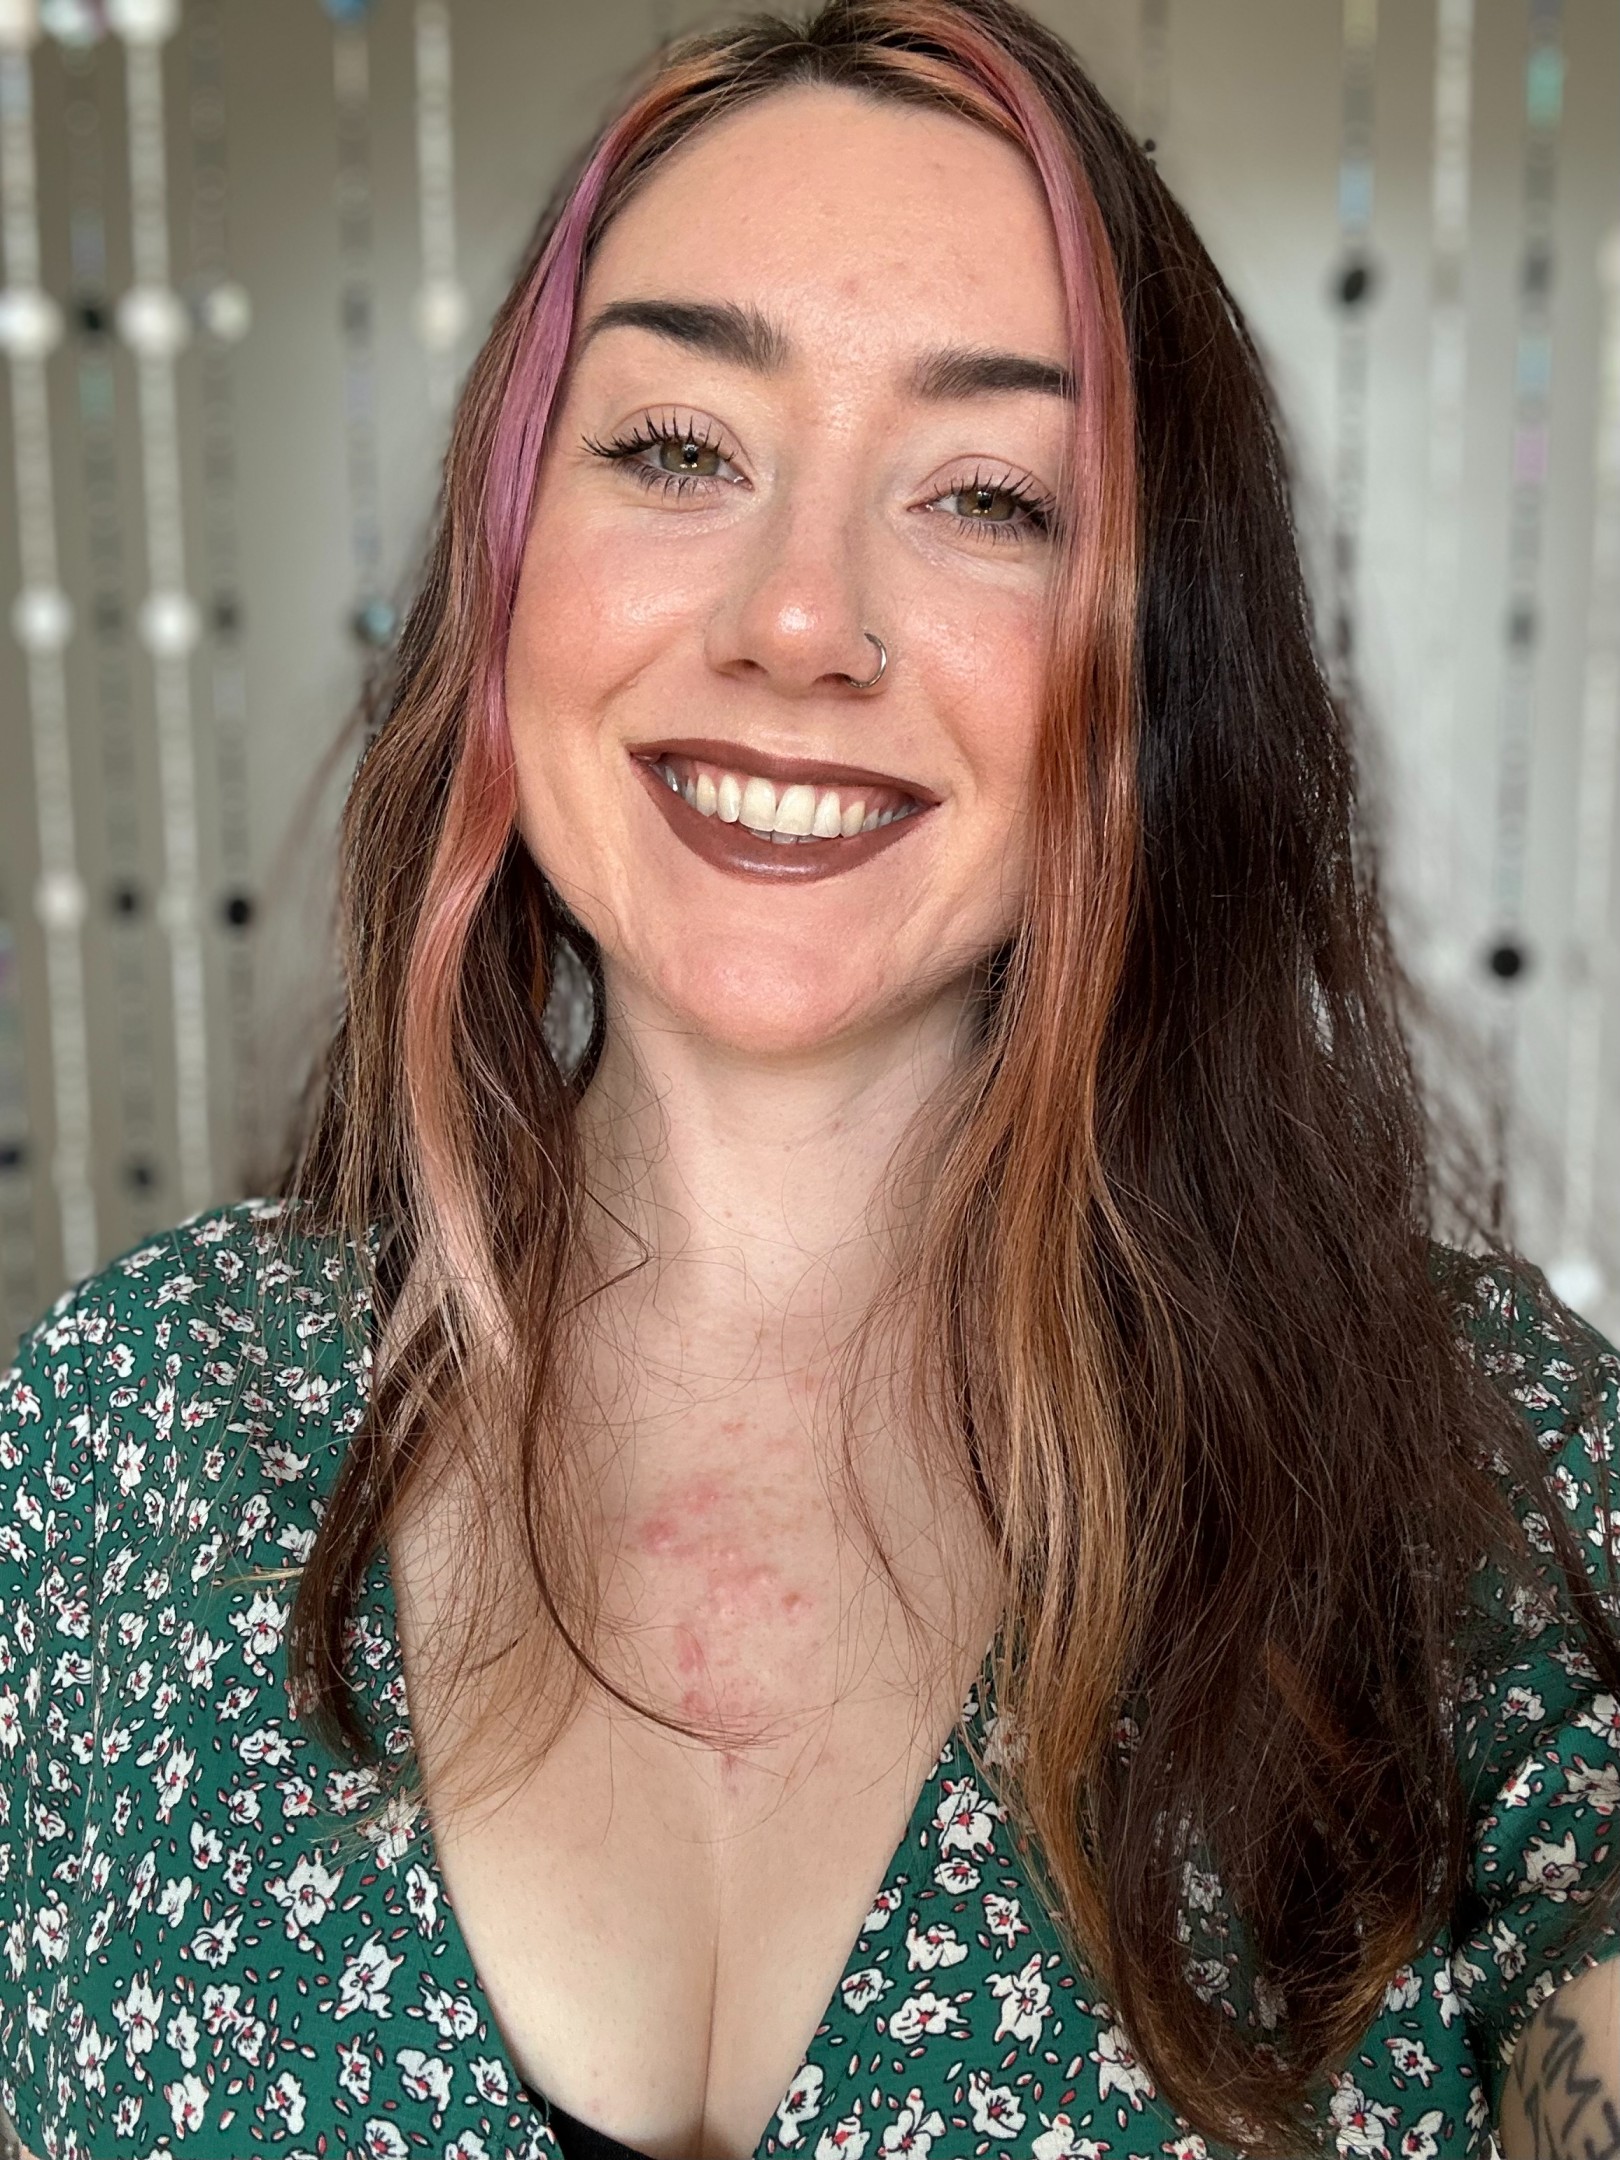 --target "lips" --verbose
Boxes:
[626,736,941,807]
[630,751,934,883]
